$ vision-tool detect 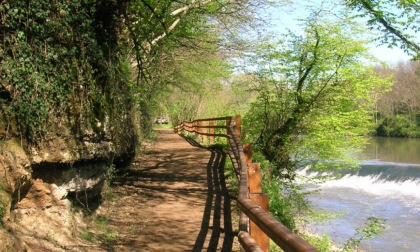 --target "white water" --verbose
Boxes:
[300,163,420,251]
[320,171,420,200]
